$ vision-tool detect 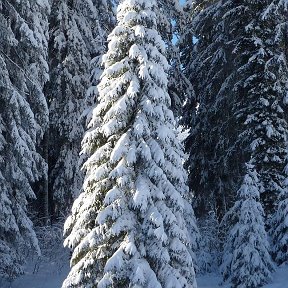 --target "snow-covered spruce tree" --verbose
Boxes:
[0,0,49,279]
[29,0,51,225]
[221,163,274,288]
[182,0,239,220]
[63,0,197,287]
[184,0,288,222]
[47,0,115,218]
[225,0,288,218]
[266,0,288,265]
[271,161,288,265]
